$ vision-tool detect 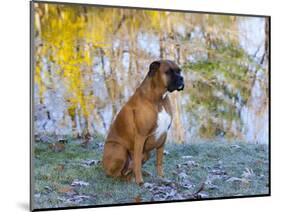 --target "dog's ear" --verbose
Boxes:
[148,61,160,77]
